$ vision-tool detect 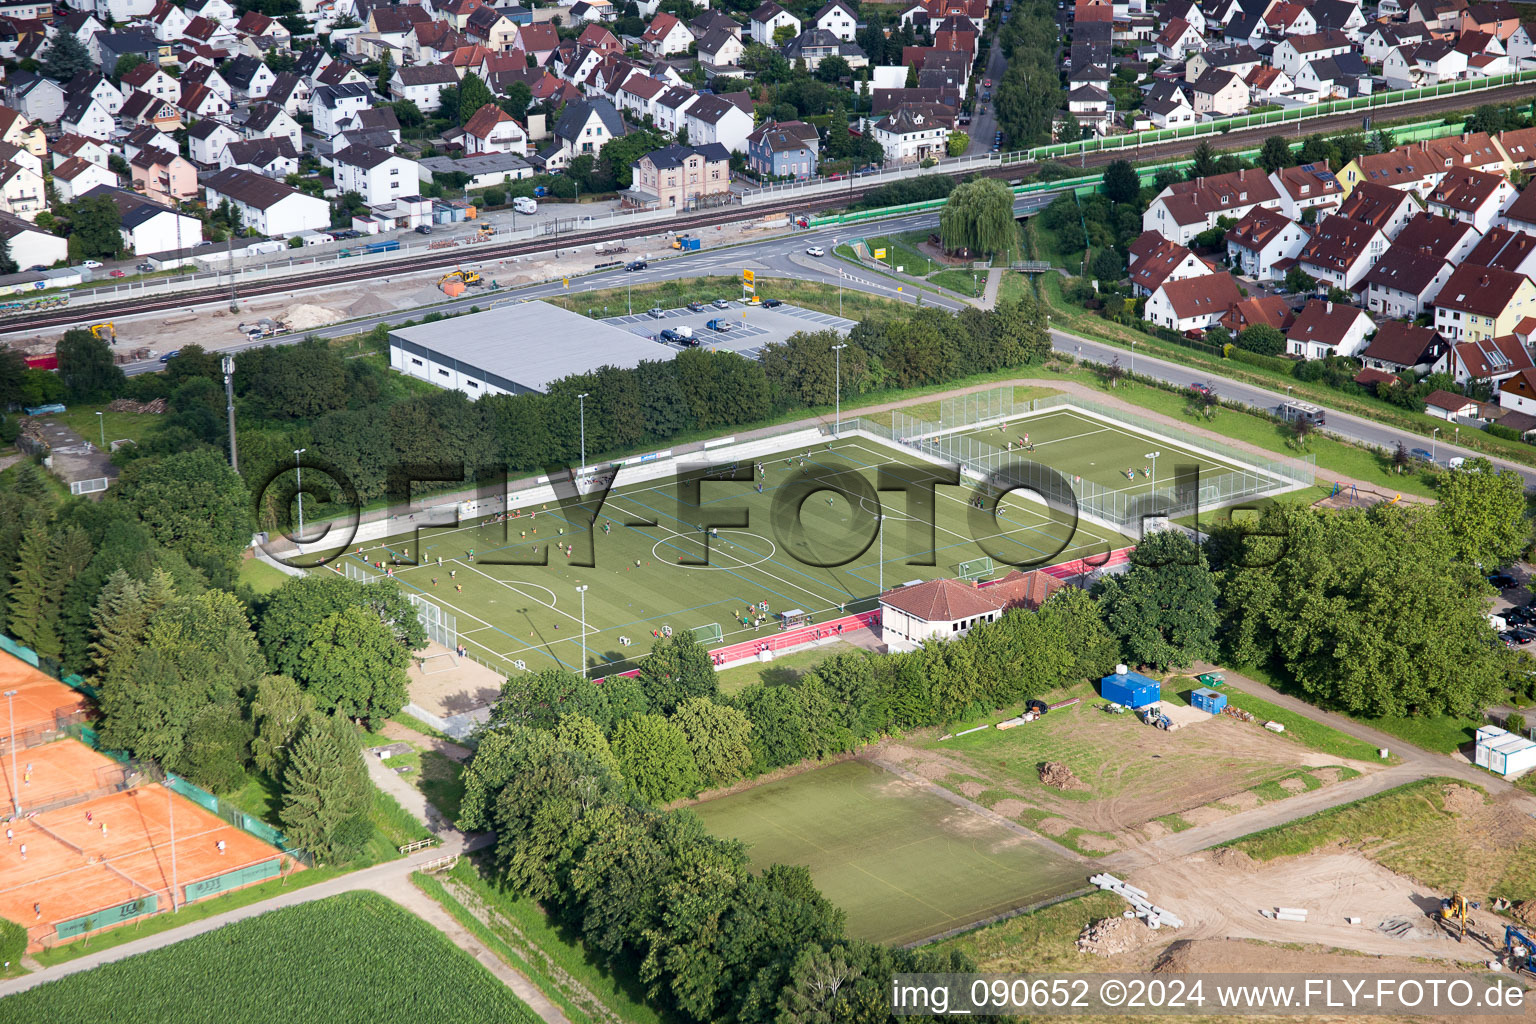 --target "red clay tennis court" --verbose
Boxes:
[0,658,88,748]
[0,738,297,950]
